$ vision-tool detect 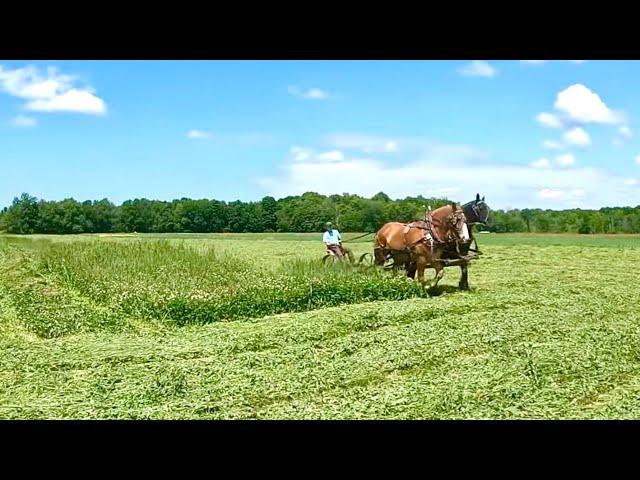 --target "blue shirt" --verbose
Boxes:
[323,229,341,245]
